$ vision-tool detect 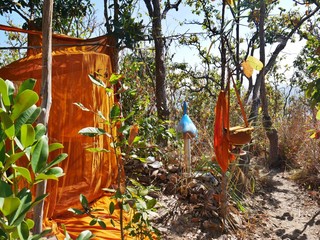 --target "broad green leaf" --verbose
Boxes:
[14,105,41,134]
[34,123,46,139]
[44,153,68,171]
[14,166,32,183]
[247,56,263,71]
[0,197,21,216]
[17,78,37,94]
[78,127,106,137]
[11,90,39,121]
[0,111,15,139]
[20,124,35,148]
[88,74,106,88]
[49,143,64,152]
[0,78,10,107]
[110,104,121,120]
[31,135,49,173]
[4,152,25,171]
[6,80,15,103]
[35,173,58,181]
[25,218,34,229]
[35,167,64,181]
[17,220,30,240]
[0,180,13,197]
[76,230,95,240]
